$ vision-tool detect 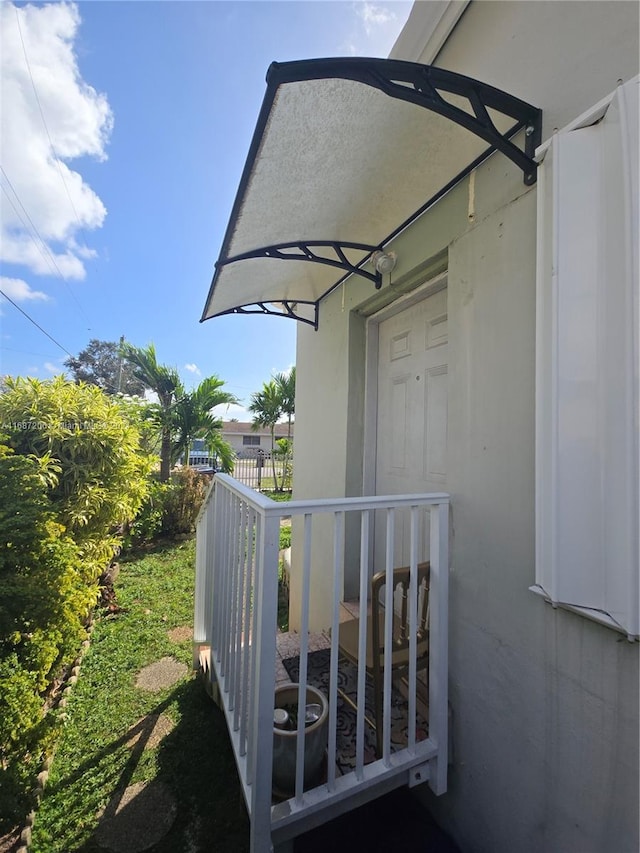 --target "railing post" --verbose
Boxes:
[249,510,280,853]
[194,481,215,663]
[428,500,449,795]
